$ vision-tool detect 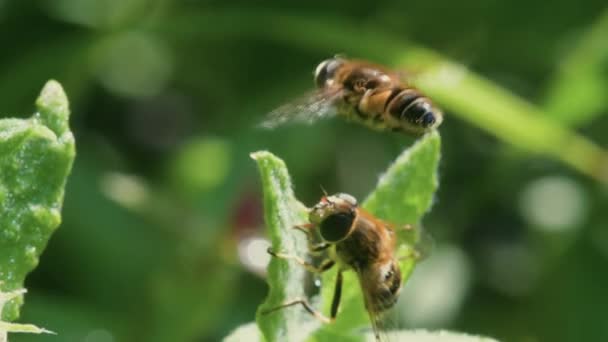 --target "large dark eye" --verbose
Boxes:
[319,212,355,242]
[314,58,343,88]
